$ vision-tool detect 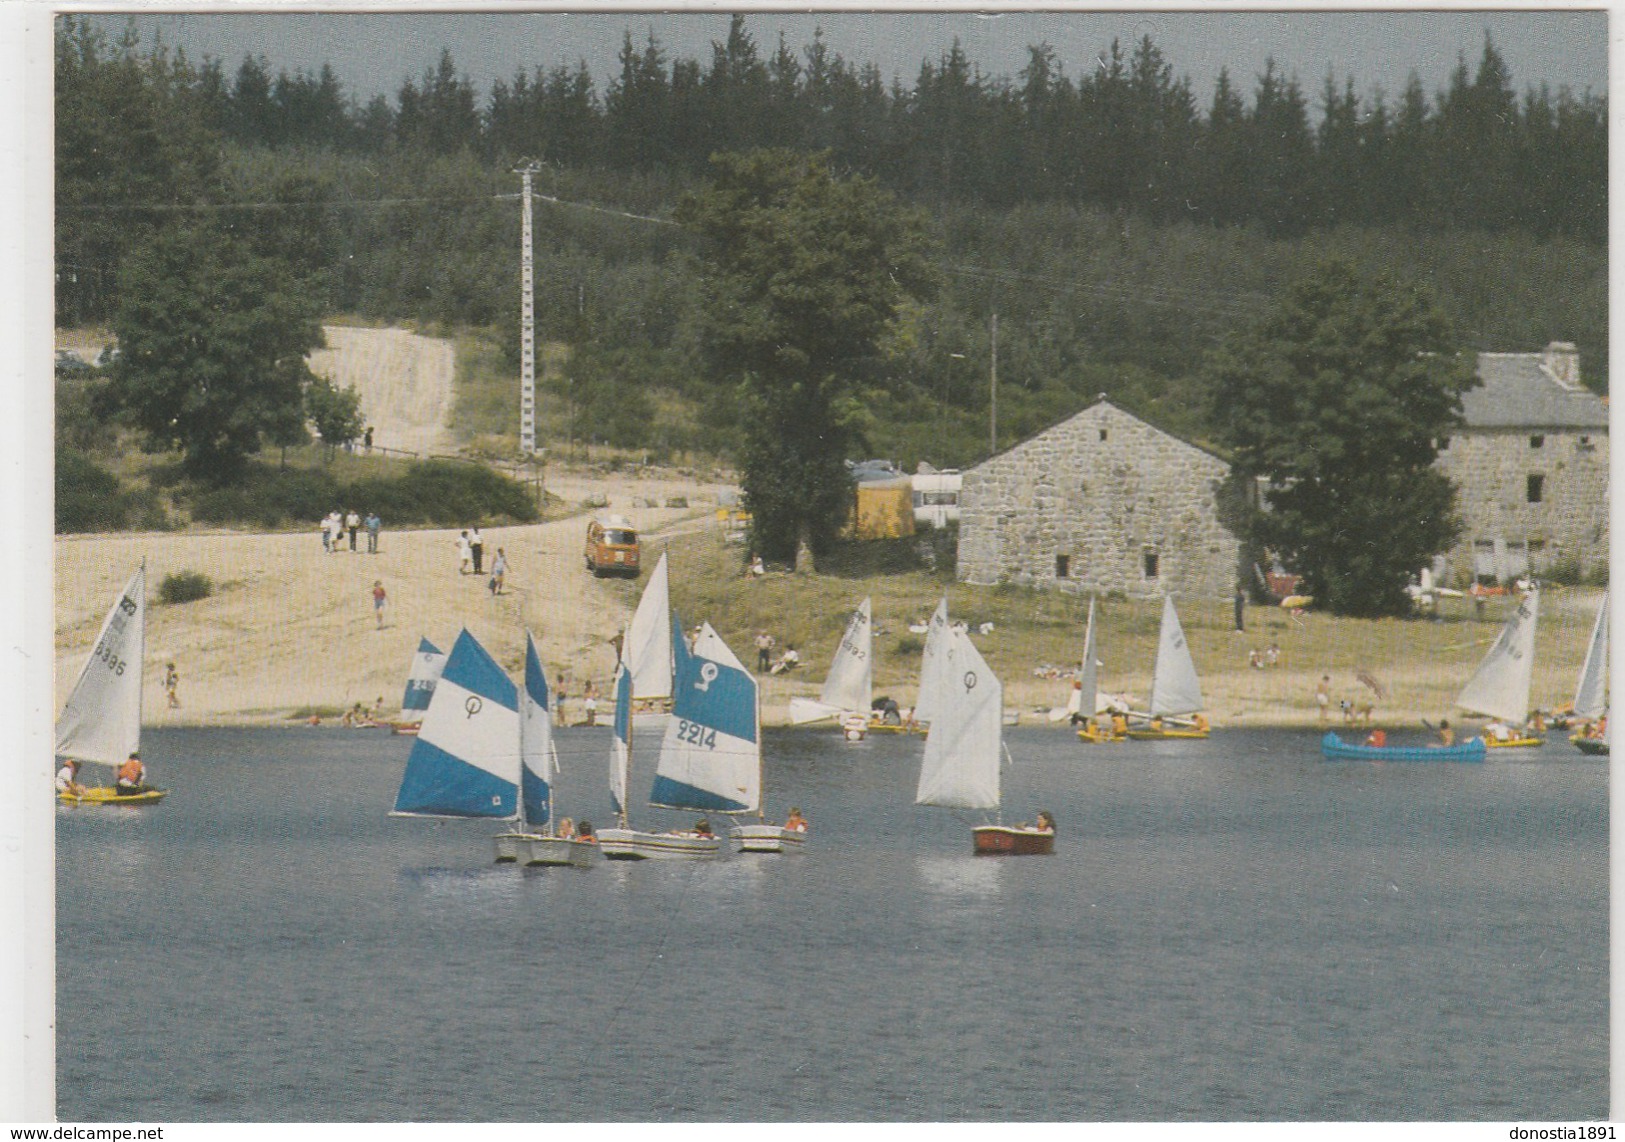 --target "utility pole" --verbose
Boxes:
[515,162,541,456]
[989,311,999,456]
